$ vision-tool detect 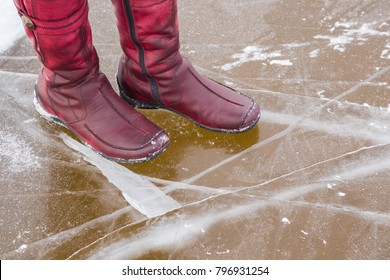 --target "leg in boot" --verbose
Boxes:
[13,0,169,163]
[111,0,260,133]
